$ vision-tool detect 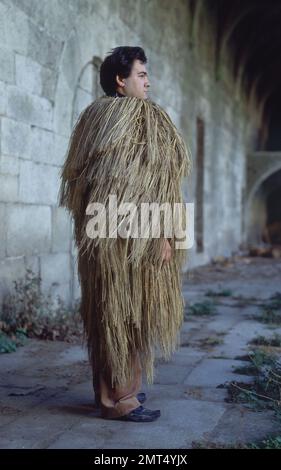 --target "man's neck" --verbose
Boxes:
[115,90,126,97]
